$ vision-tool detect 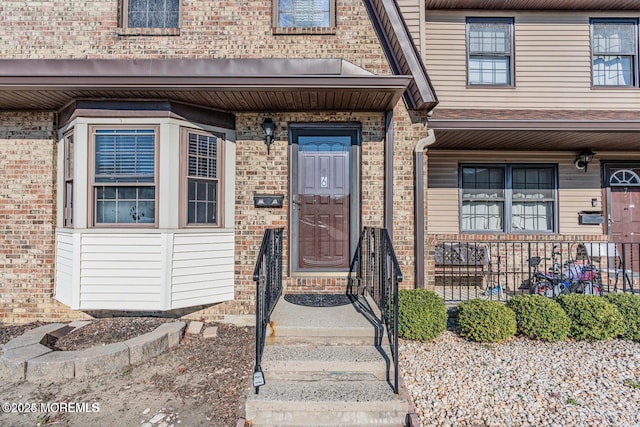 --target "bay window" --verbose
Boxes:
[183,129,221,226]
